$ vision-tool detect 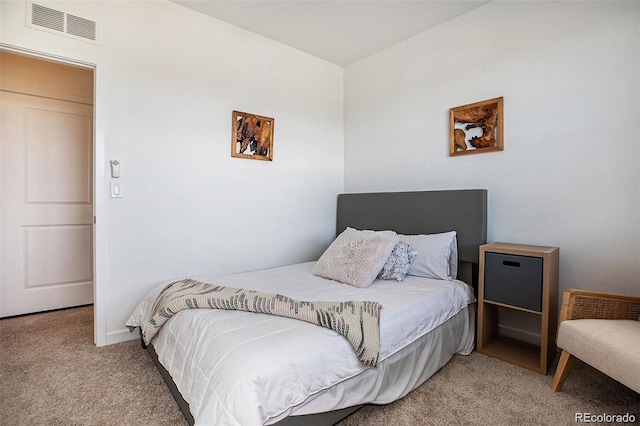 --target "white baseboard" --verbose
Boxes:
[105,327,140,345]
[498,324,541,346]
